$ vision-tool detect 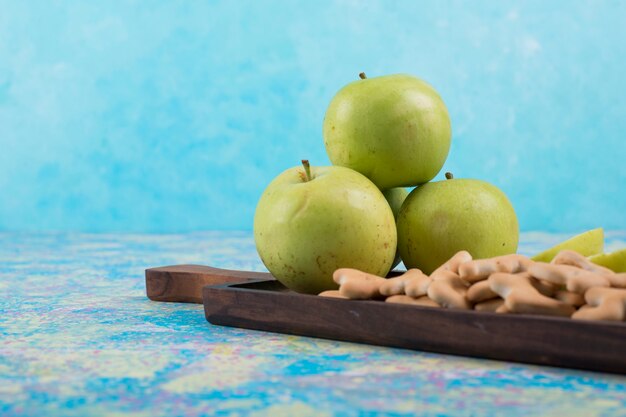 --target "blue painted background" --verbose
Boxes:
[0,0,624,232]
